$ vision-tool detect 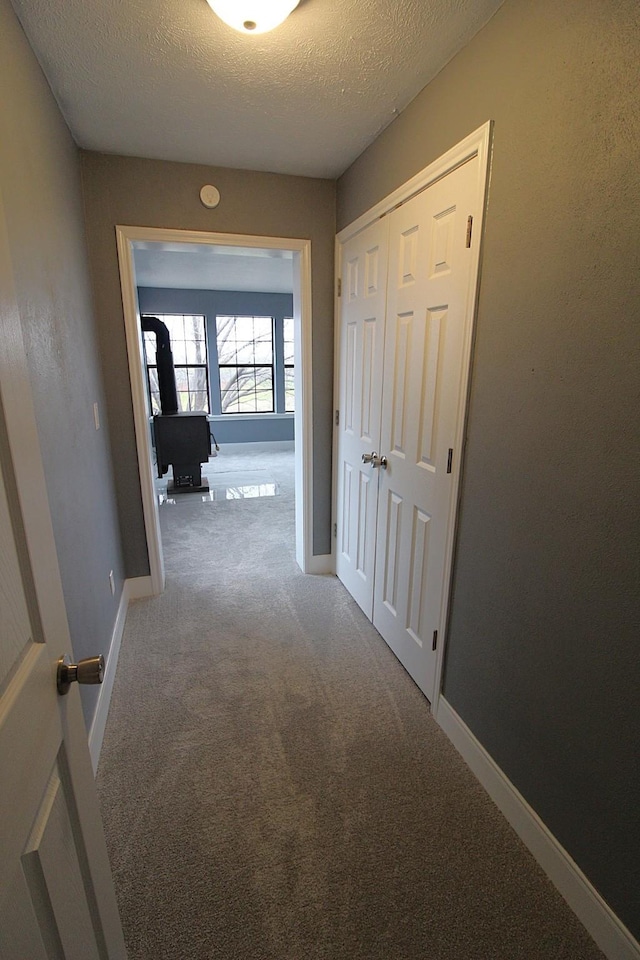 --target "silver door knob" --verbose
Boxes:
[57,654,105,695]
[362,451,388,469]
